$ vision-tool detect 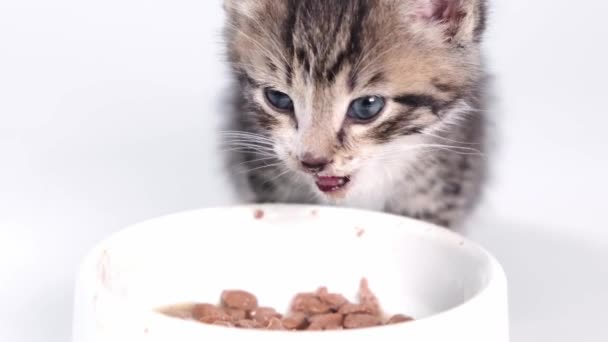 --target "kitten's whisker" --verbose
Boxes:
[236,156,280,167]
[370,144,484,162]
[222,138,275,147]
[375,148,484,165]
[223,139,276,148]
[222,148,276,157]
[374,148,484,160]
[373,150,483,167]
[260,167,292,187]
[221,131,275,142]
[418,131,481,146]
[222,138,275,146]
[222,135,273,139]
[222,142,275,150]
[221,130,272,137]
[223,150,276,159]
[238,161,285,174]
[380,143,482,154]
